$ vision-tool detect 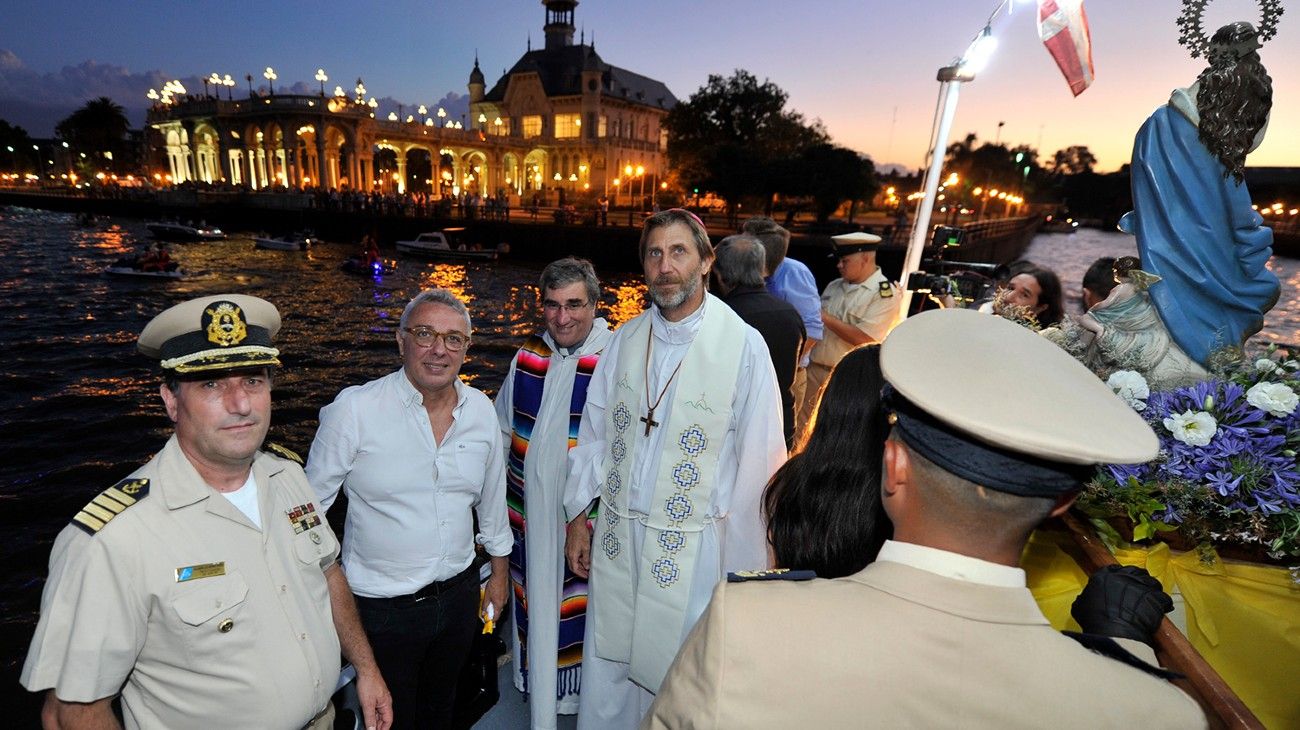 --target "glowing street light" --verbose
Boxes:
[263,67,277,95]
[355,78,366,103]
[333,85,345,98]
[222,74,235,100]
[388,112,399,121]
[478,112,487,130]
[898,18,1003,319]
[315,68,328,96]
